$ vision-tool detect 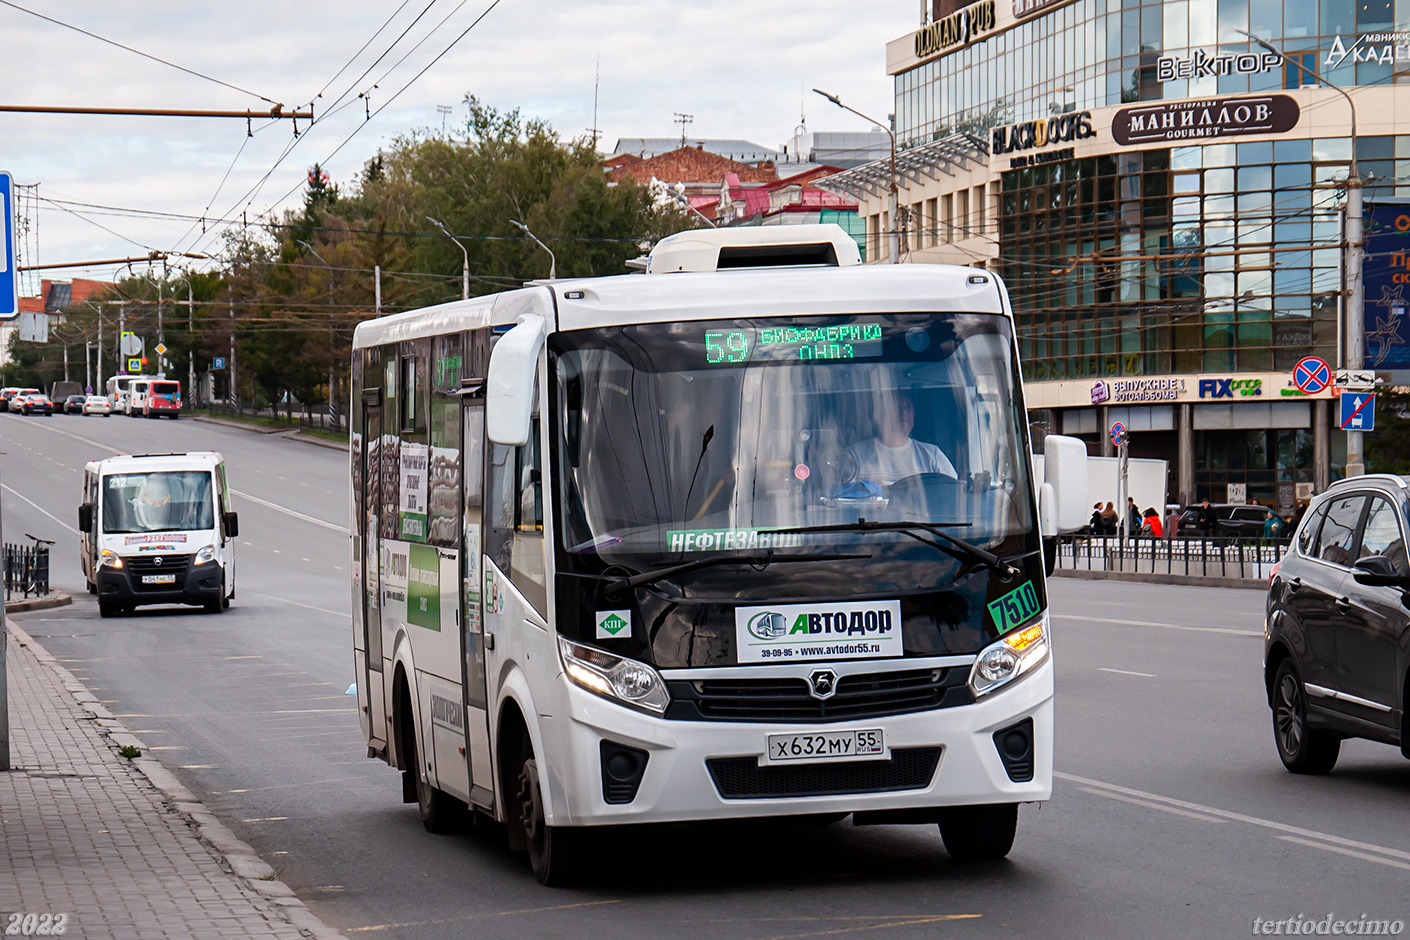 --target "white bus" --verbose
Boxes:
[349,224,1087,884]
[105,373,157,415]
